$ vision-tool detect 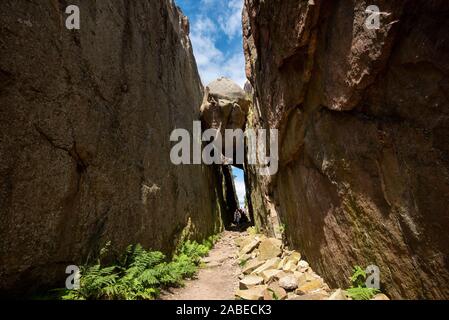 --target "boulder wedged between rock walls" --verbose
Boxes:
[199,77,252,164]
